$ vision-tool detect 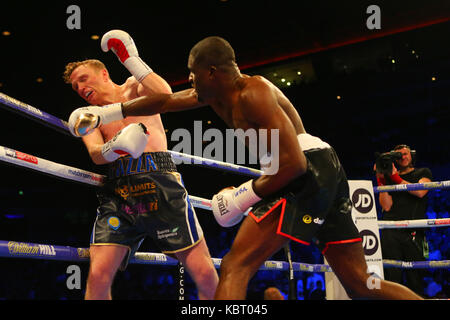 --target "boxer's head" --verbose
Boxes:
[64,59,114,106]
[188,36,238,103]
